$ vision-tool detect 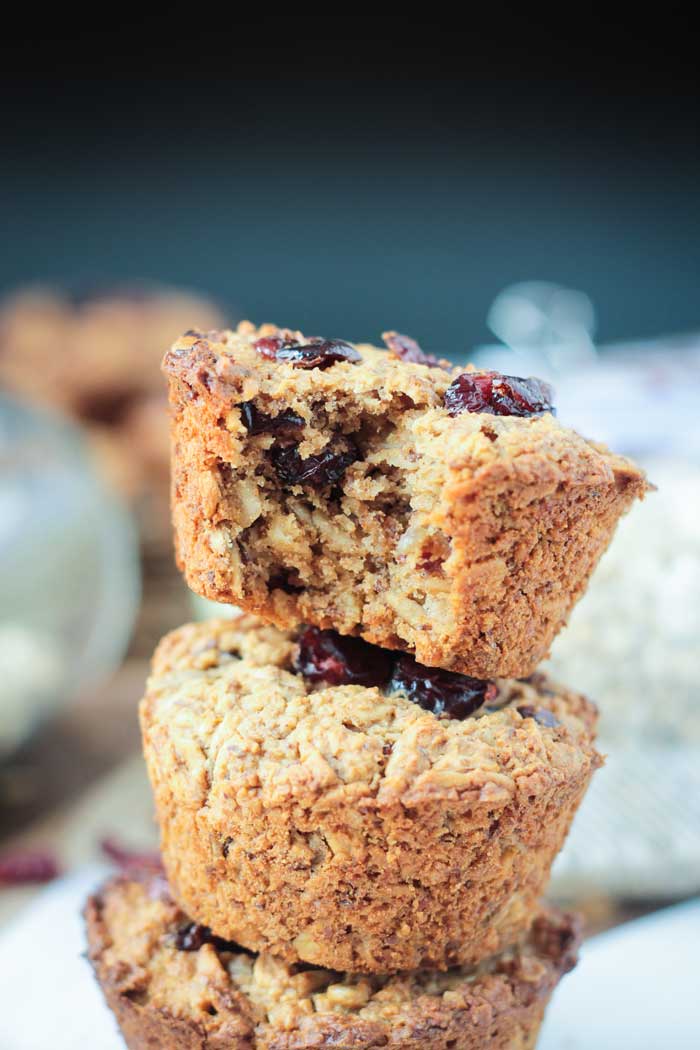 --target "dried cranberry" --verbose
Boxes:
[444,371,555,417]
[271,440,358,487]
[382,331,449,369]
[240,401,305,436]
[100,837,163,872]
[517,705,560,728]
[295,627,394,687]
[253,334,360,369]
[0,849,60,886]
[389,655,497,720]
[253,335,292,359]
[276,339,361,369]
[175,922,244,954]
